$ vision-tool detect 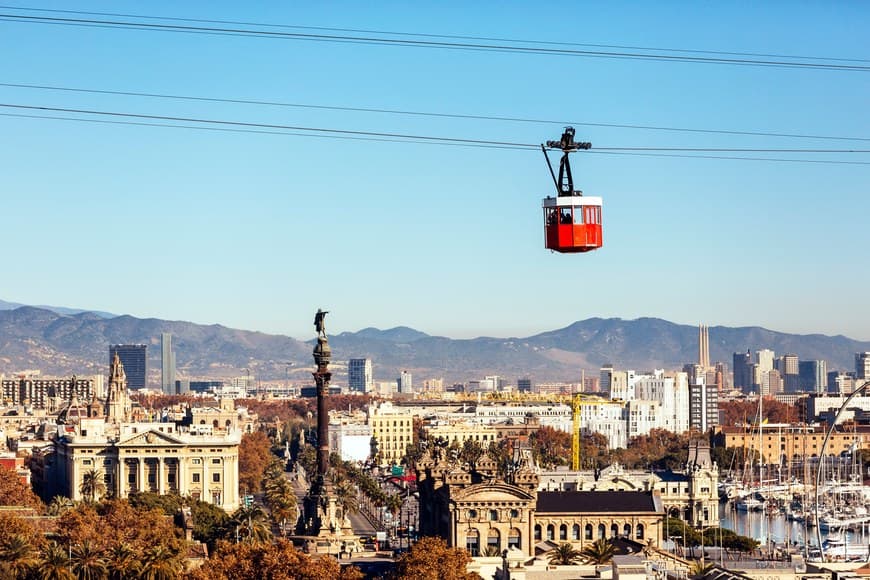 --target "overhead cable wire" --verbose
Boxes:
[4,111,869,165]
[1,13,869,71]
[2,81,868,143]
[2,103,870,165]
[3,4,868,65]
